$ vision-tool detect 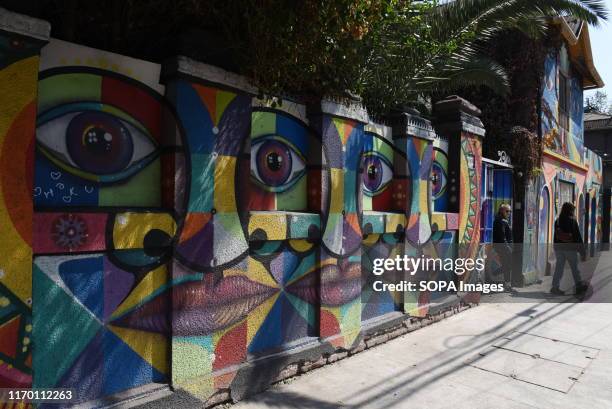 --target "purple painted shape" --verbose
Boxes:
[51,329,104,406]
[269,252,286,285]
[419,145,433,180]
[103,258,135,321]
[215,94,251,156]
[342,216,361,255]
[175,219,214,268]
[406,220,418,242]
